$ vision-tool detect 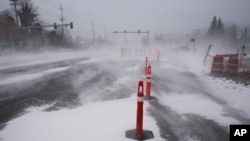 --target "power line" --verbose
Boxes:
[37,6,60,20]
[32,0,108,39]
[40,0,59,8]
[63,9,92,26]
[40,0,92,24]
[33,0,93,31]
[60,1,92,22]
